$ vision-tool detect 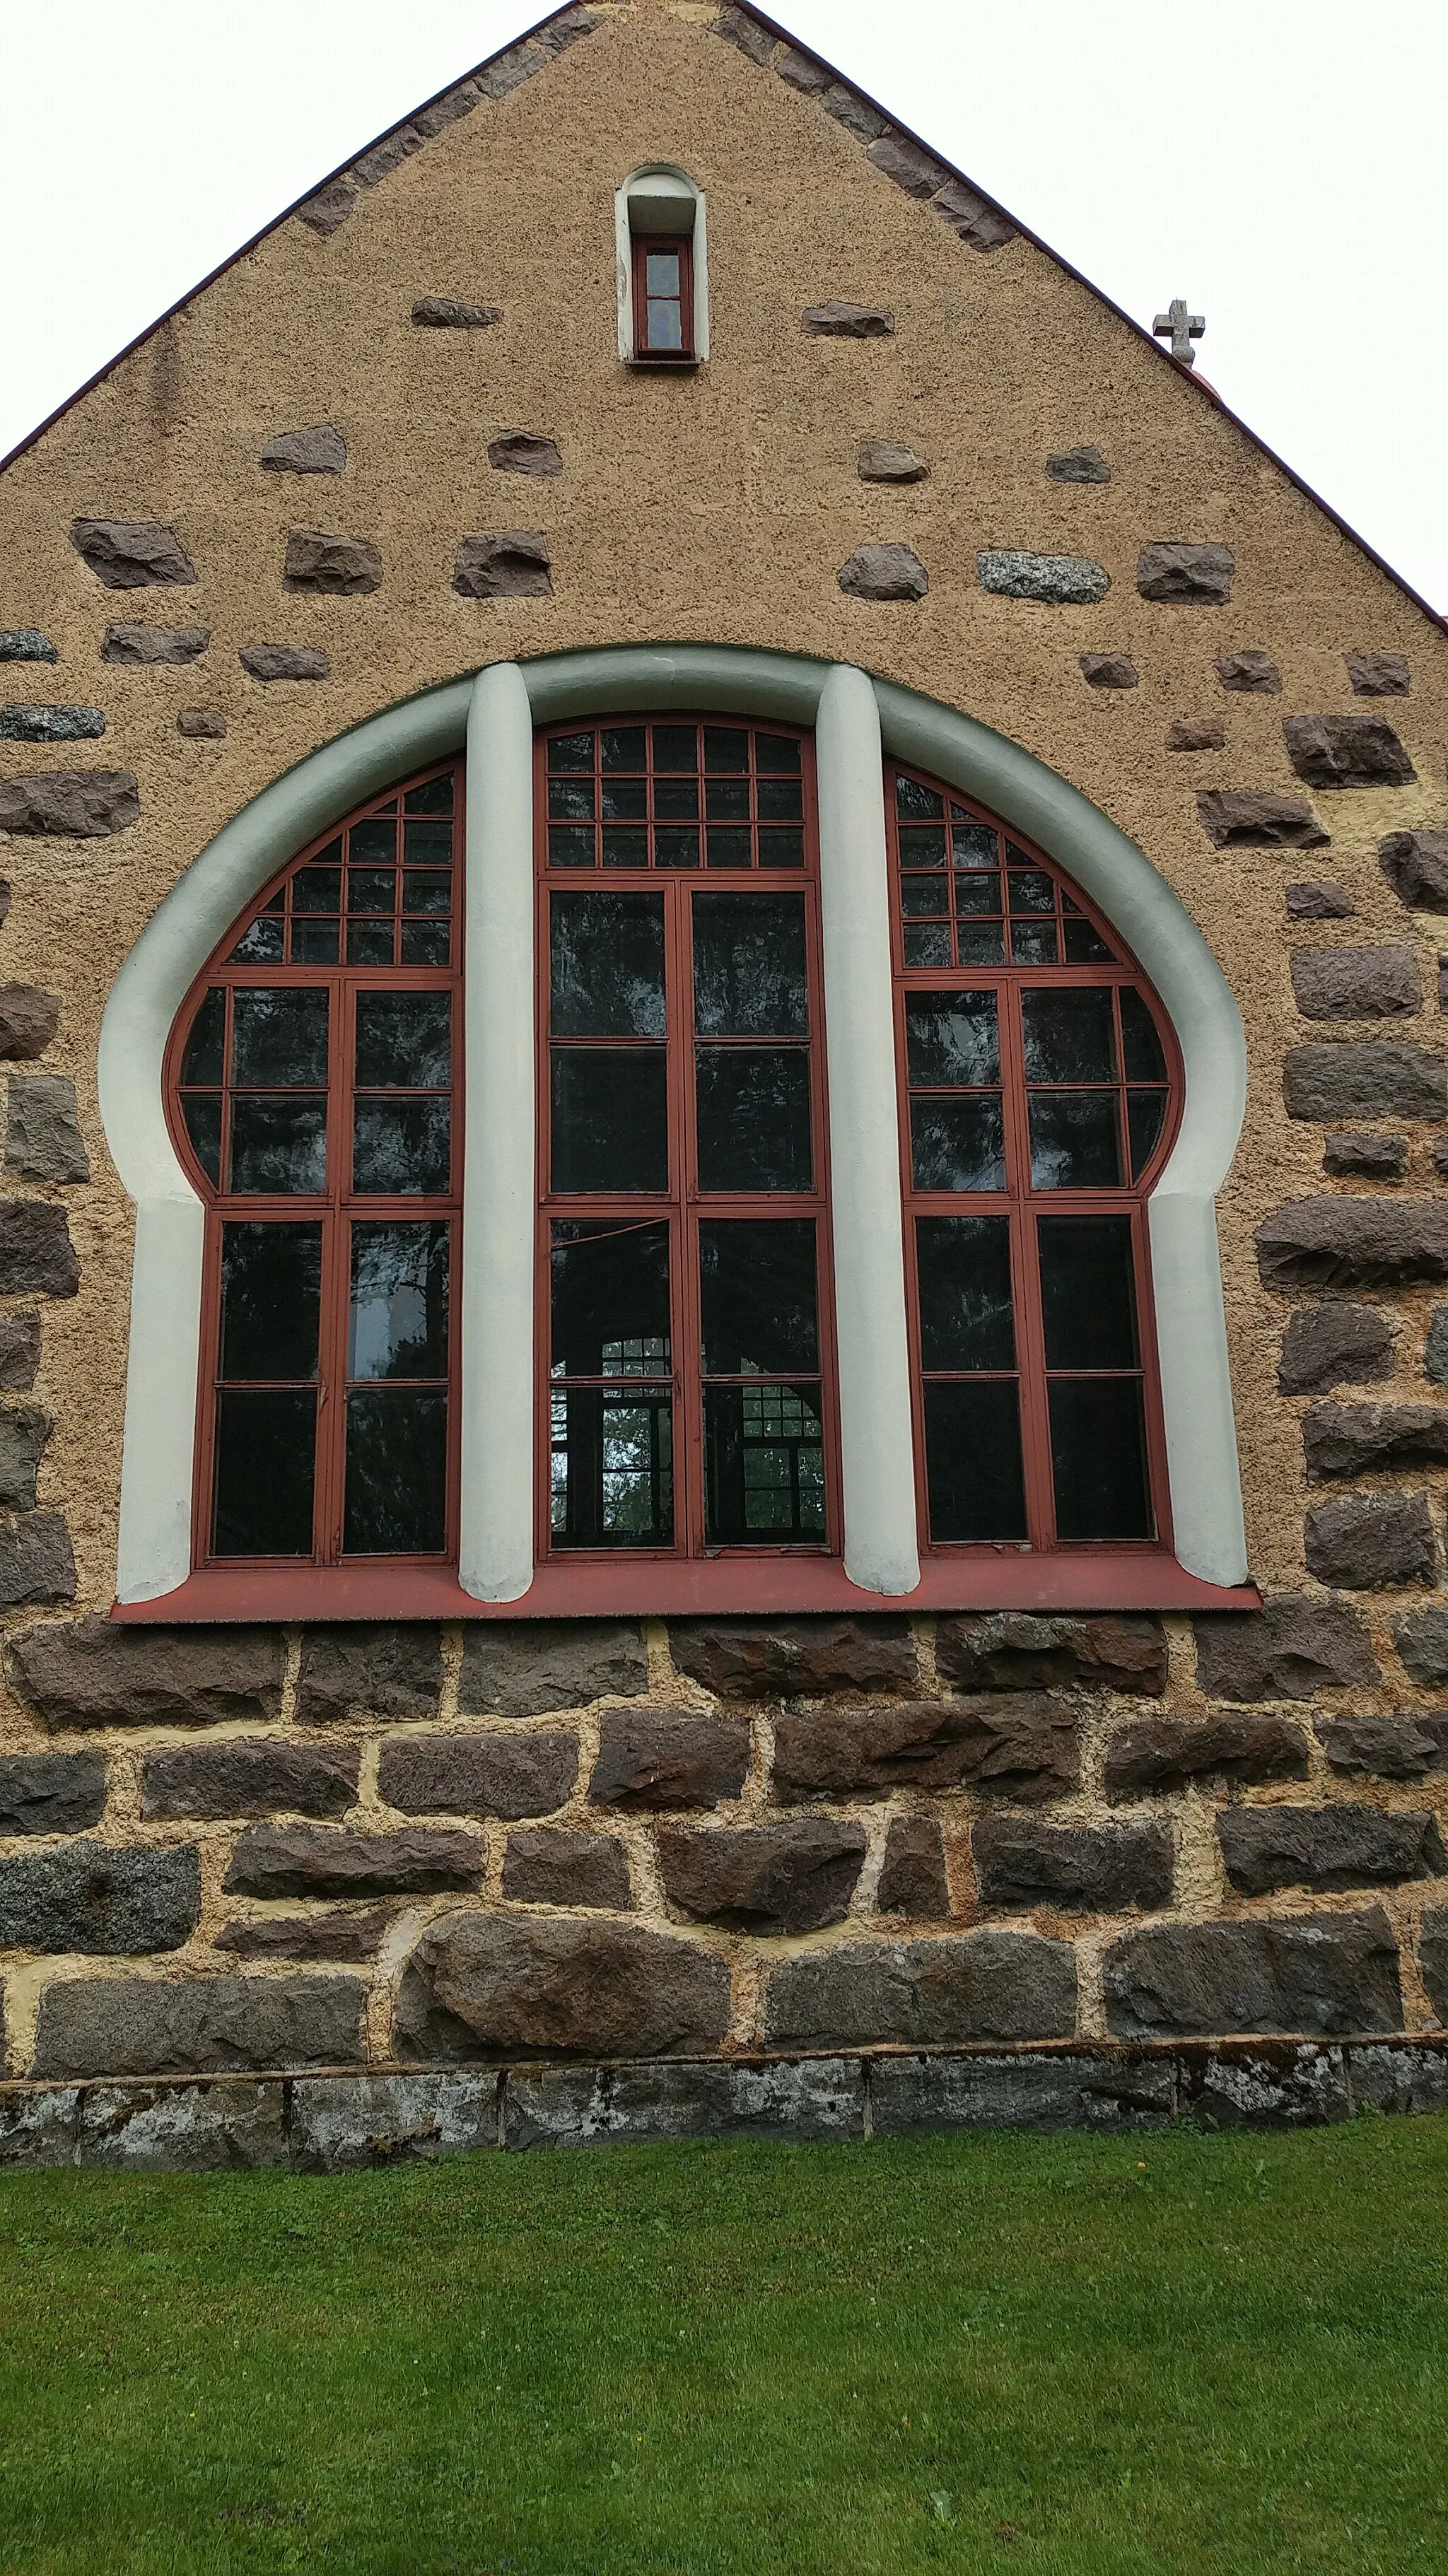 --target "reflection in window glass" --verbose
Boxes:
[550,1221,673,1547]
